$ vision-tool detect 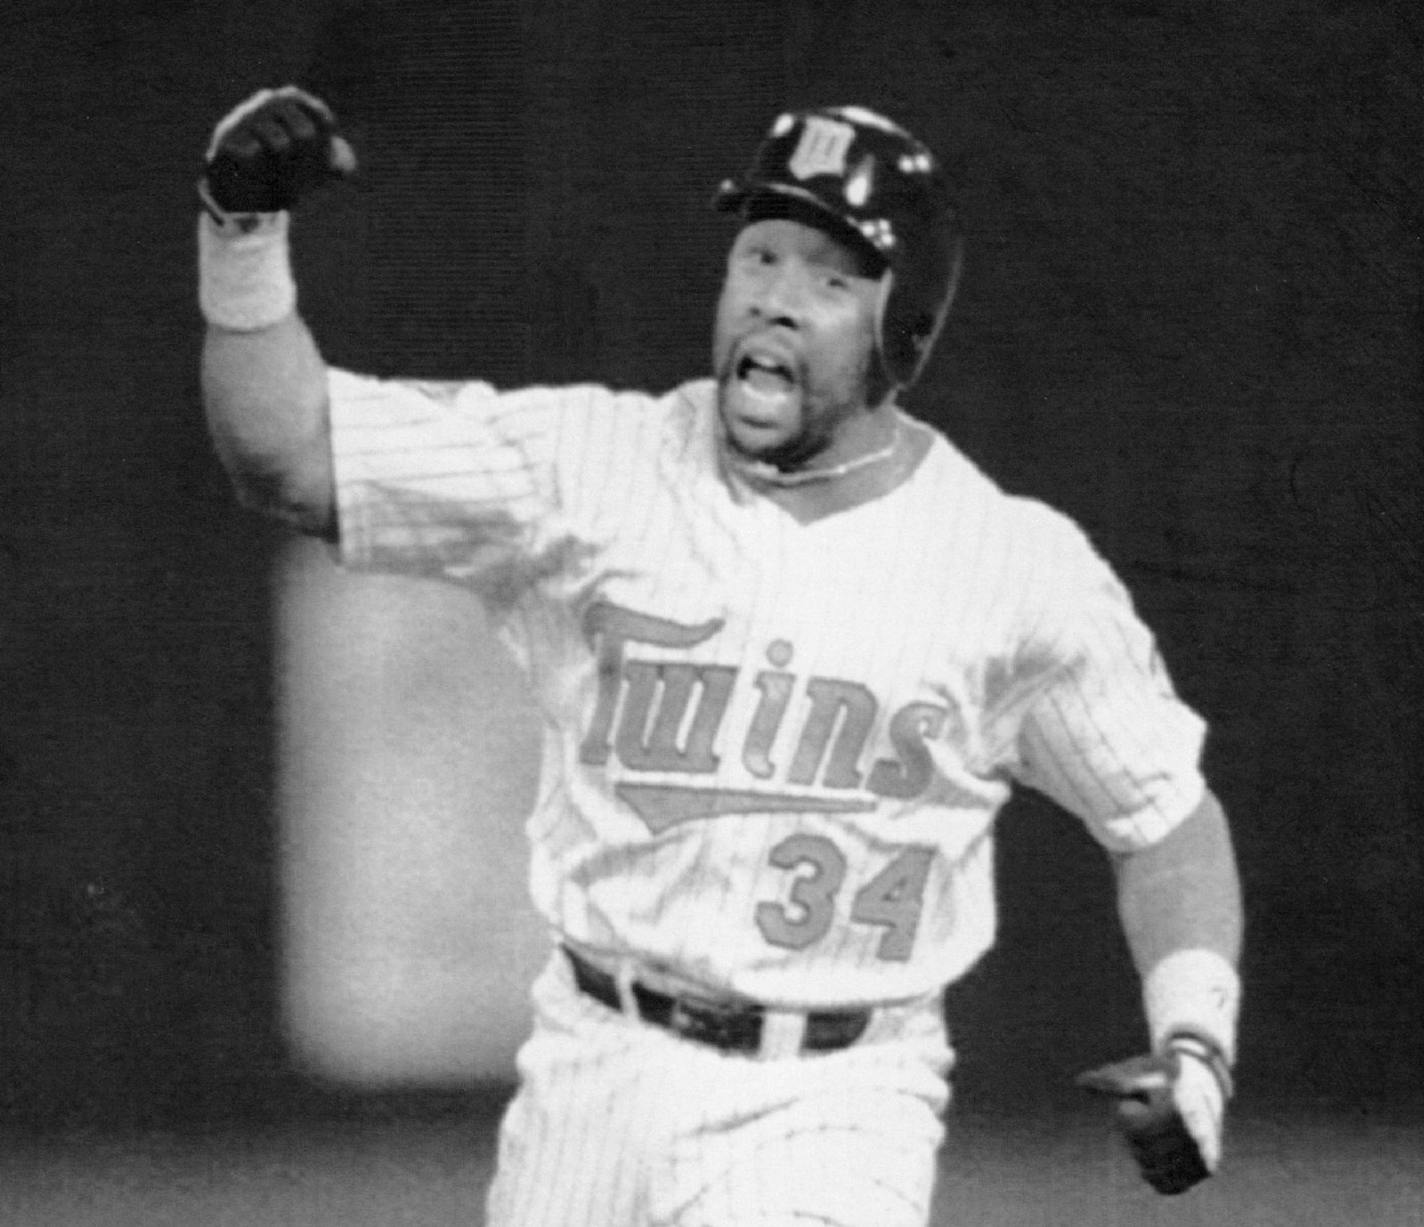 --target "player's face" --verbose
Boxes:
[712,218,884,469]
